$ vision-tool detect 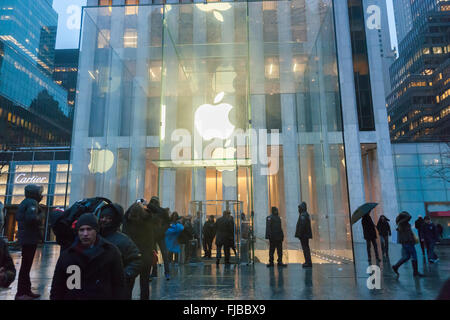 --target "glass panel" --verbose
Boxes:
[72,0,350,264]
